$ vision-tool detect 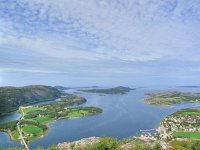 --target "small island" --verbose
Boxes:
[144,91,200,106]
[0,90,102,144]
[79,86,135,95]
